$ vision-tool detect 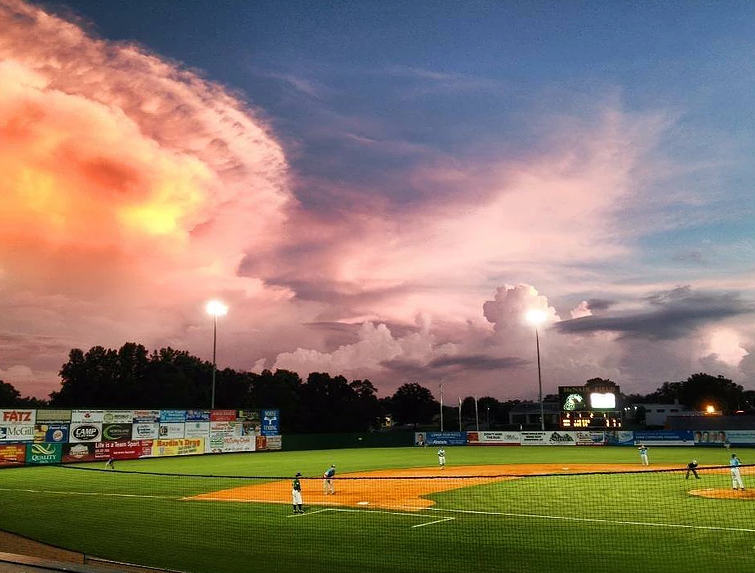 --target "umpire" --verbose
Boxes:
[685,460,700,479]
